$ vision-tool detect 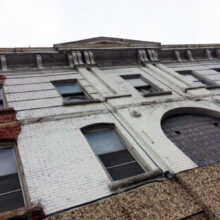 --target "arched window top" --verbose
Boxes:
[82,123,124,155]
[161,107,220,123]
[81,123,114,134]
